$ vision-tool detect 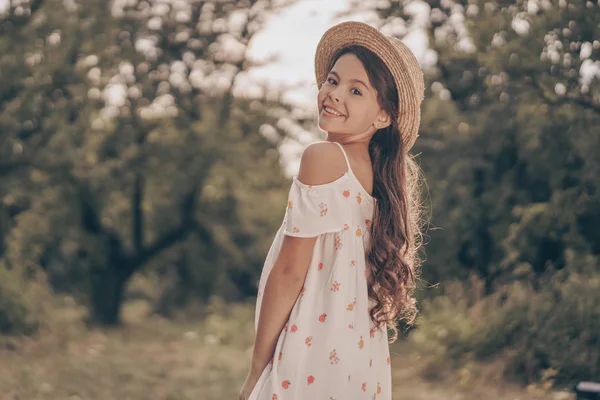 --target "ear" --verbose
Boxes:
[373,110,392,130]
